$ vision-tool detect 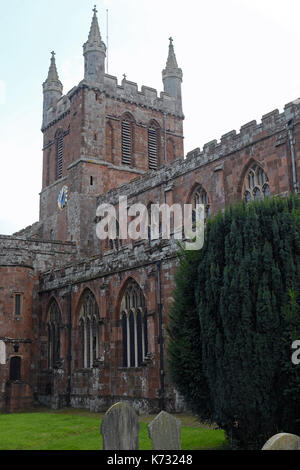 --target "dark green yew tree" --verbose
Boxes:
[168,195,300,449]
[167,247,213,420]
